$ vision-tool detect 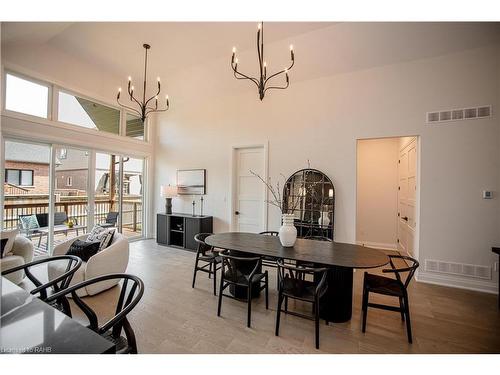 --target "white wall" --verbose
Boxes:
[356,138,399,249]
[155,45,500,293]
